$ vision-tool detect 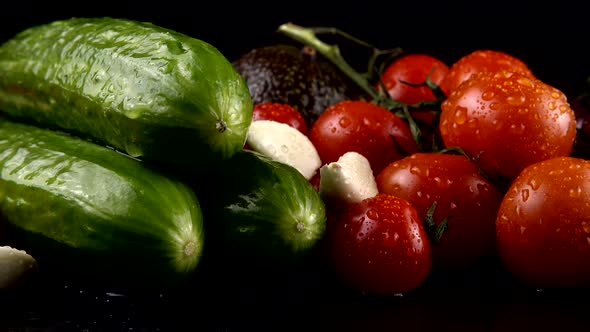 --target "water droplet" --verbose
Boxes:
[569,186,583,198]
[516,77,534,87]
[482,90,495,101]
[506,94,526,106]
[454,107,467,125]
[339,117,351,128]
[521,189,530,202]
[528,177,541,190]
[366,209,379,220]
